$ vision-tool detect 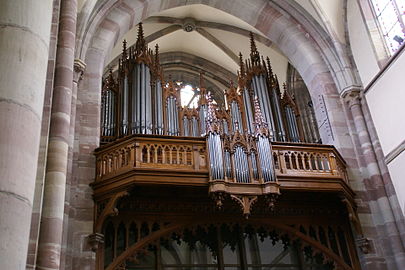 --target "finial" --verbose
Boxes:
[122,39,128,59]
[207,92,216,120]
[253,96,269,136]
[199,72,206,89]
[154,44,160,68]
[249,32,260,64]
[135,22,146,54]
[266,56,273,75]
[105,68,116,90]
[239,52,245,75]
[253,96,264,125]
